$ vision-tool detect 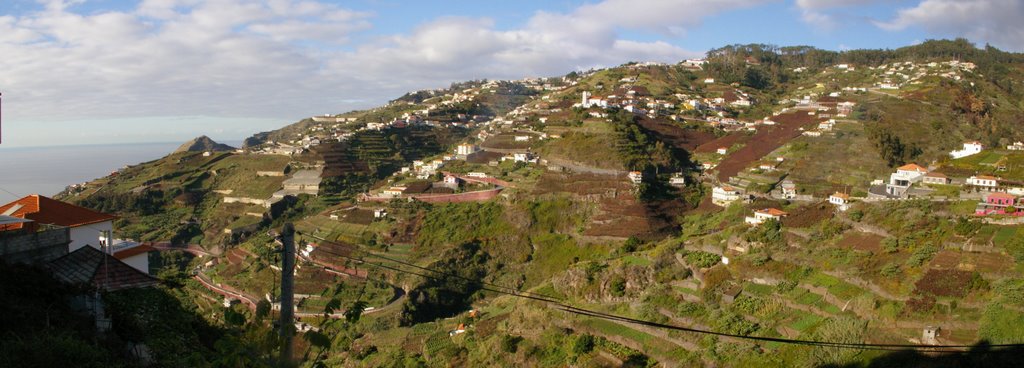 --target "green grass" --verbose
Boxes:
[526,233,607,287]
[992,226,1019,247]
[789,314,824,332]
[621,255,653,267]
